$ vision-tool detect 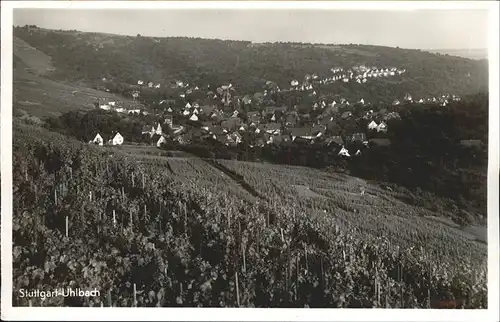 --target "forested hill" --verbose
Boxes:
[14,26,488,99]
